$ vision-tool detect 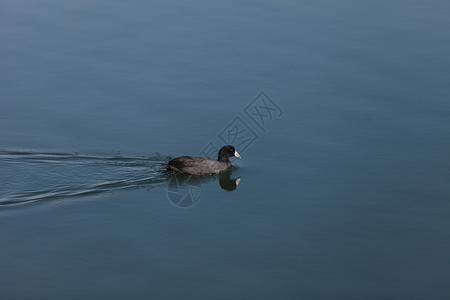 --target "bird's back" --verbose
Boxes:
[164,156,230,175]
